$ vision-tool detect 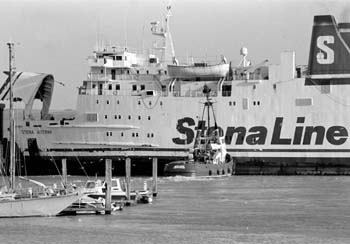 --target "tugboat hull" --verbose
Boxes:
[164,160,235,177]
